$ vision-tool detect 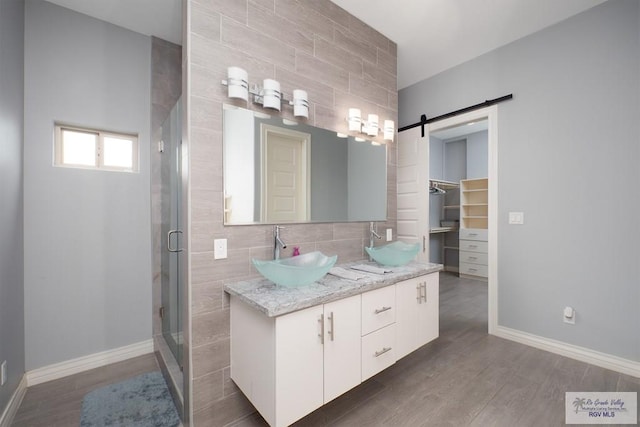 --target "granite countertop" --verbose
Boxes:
[224,260,443,317]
